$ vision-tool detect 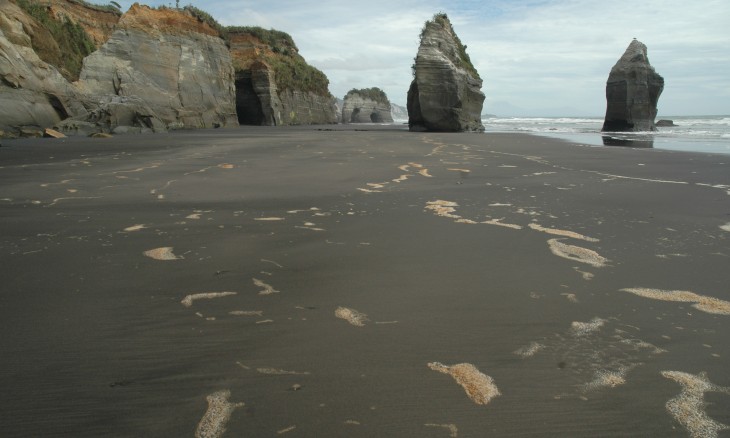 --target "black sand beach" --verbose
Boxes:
[1,126,729,437]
